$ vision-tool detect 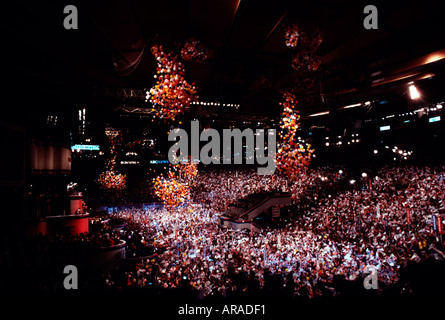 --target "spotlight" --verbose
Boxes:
[409,83,420,100]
